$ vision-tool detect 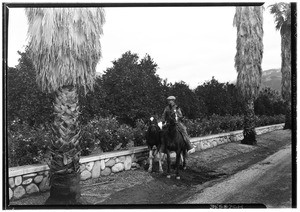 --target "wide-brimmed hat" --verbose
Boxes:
[167,96,176,100]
